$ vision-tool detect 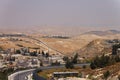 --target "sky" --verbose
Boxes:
[0,0,120,30]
